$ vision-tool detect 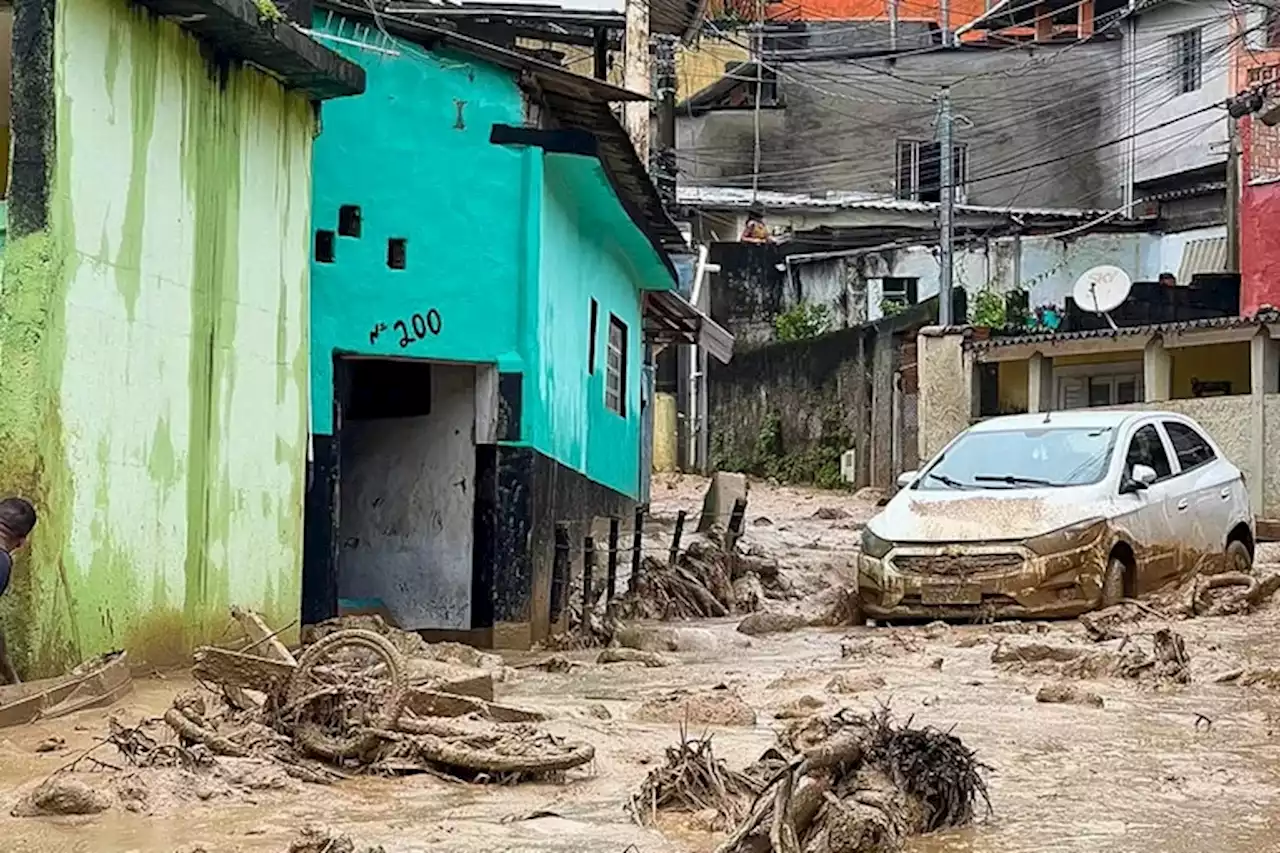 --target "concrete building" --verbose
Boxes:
[0,0,364,675]
[677,38,1130,211]
[302,7,729,649]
